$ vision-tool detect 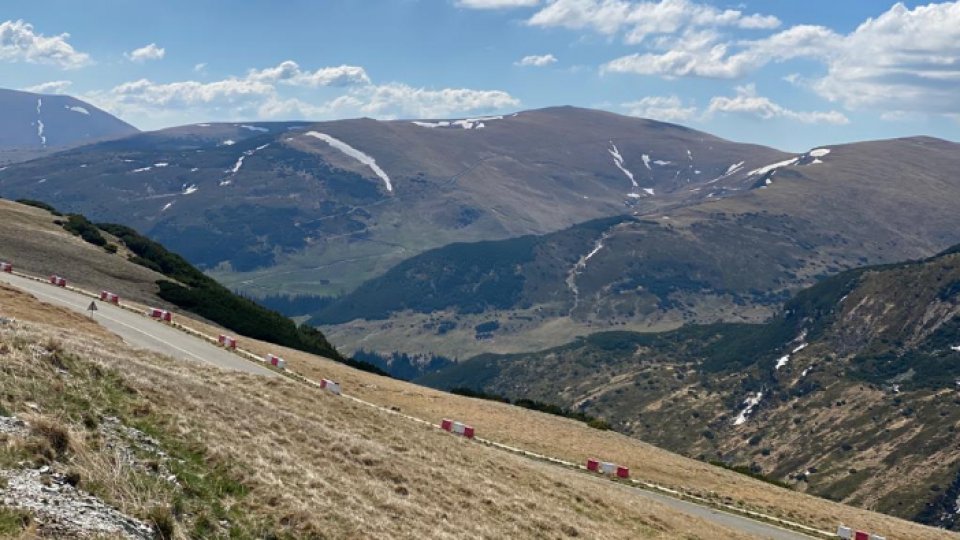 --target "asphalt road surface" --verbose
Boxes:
[0,271,275,377]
